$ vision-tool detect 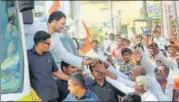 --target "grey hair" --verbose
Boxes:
[69,72,86,88]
